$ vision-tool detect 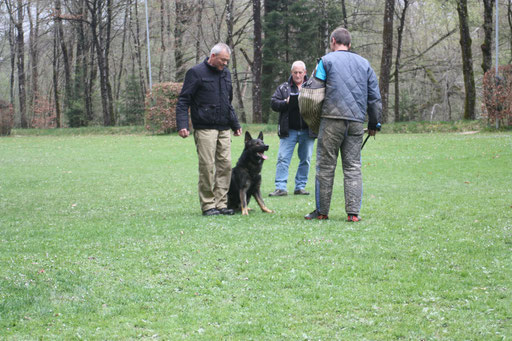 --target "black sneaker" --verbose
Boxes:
[269,189,288,197]
[202,208,220,216]
[218,208,235,215]
[304,210,329,220]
